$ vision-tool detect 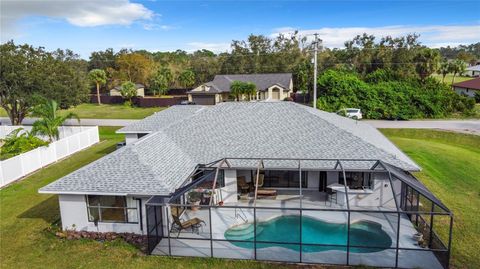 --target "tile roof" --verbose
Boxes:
[189,73,292,93]
[40,102,420,196]
[452,77,480,90]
